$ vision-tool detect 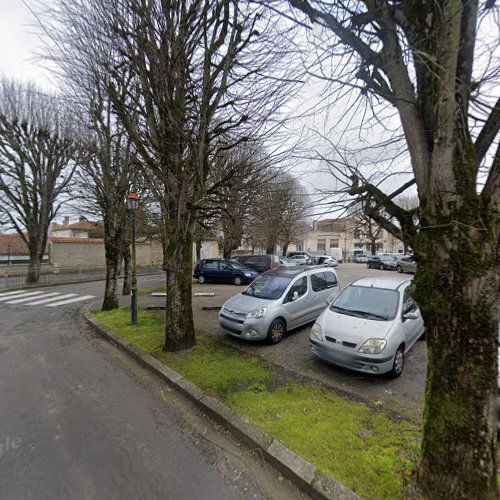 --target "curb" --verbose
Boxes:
[83,306,359,500]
